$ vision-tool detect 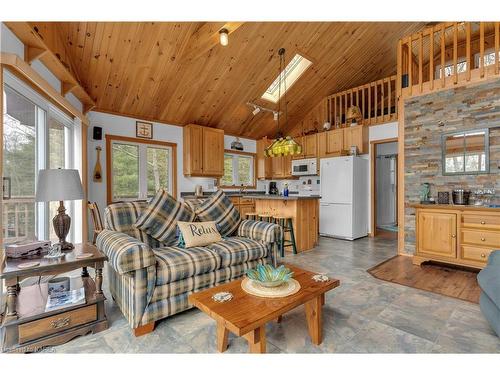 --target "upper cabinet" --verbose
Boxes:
[293,134,318,159]
[318,129,344,157]
[343,126,369,155]
[256,137,272,180]
[183,124,224,177]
